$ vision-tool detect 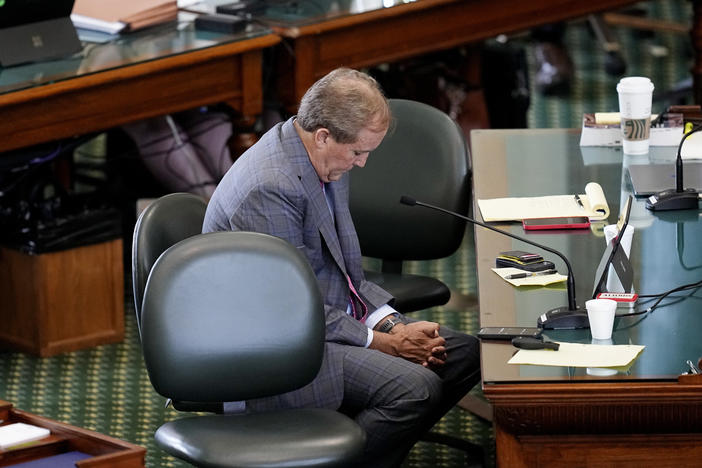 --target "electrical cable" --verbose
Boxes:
[0,135,95,196]
[637,281,702,298]
[616,285,702,329]
[615,279,702,322]
[163,114,218,193]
